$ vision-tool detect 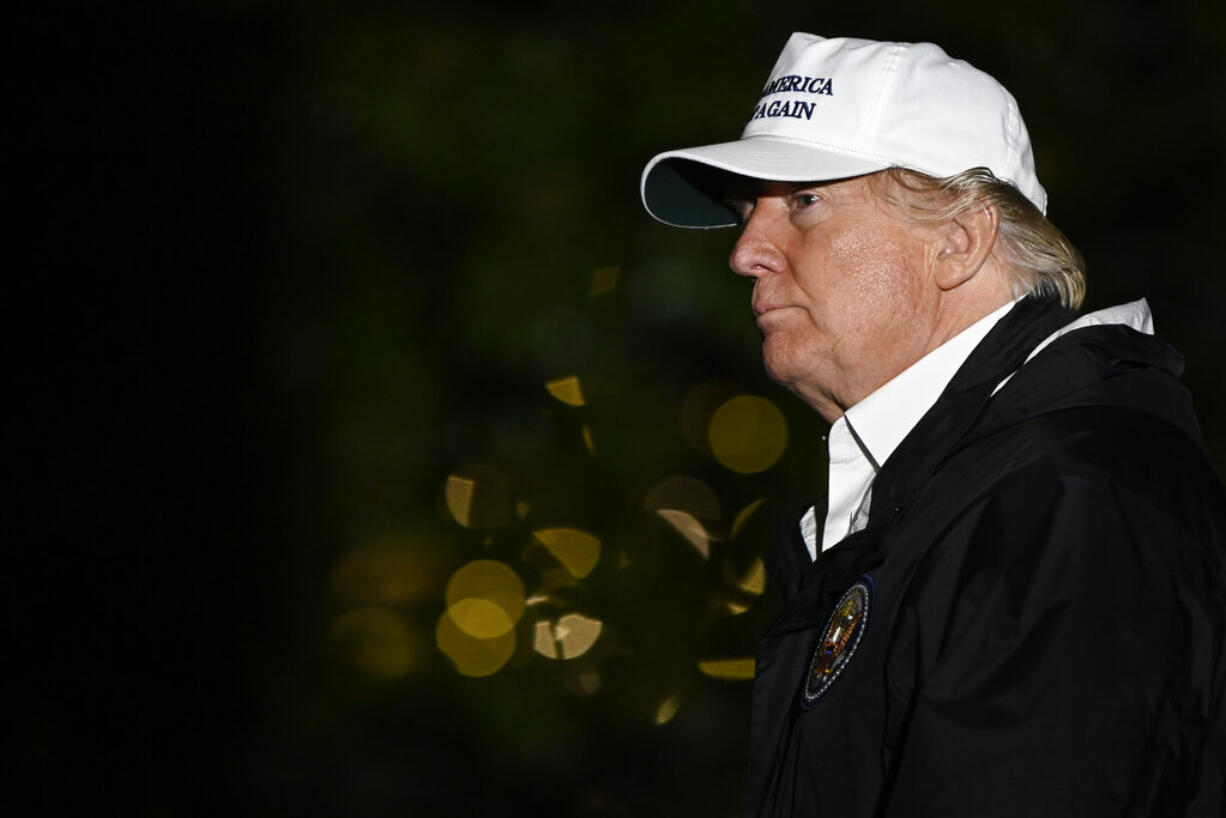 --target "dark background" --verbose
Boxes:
[17,1,1224,815]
